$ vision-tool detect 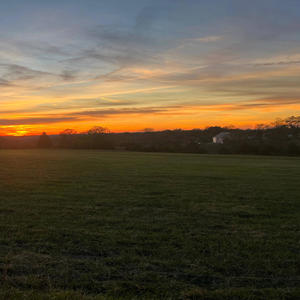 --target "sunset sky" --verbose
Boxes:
[1,0,300,135]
